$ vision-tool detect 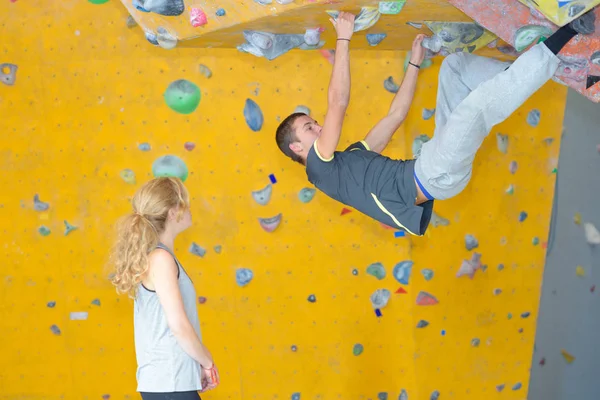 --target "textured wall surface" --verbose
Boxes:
[0,0,568,399]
